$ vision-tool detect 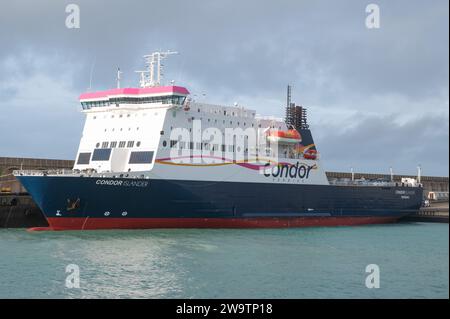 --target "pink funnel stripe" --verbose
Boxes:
[79,86,190,100]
